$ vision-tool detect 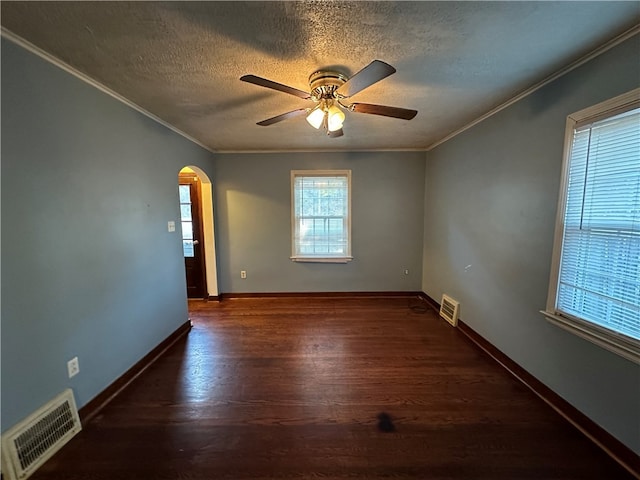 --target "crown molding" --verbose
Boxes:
[426,24,640,151]
[1,27,217,155]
